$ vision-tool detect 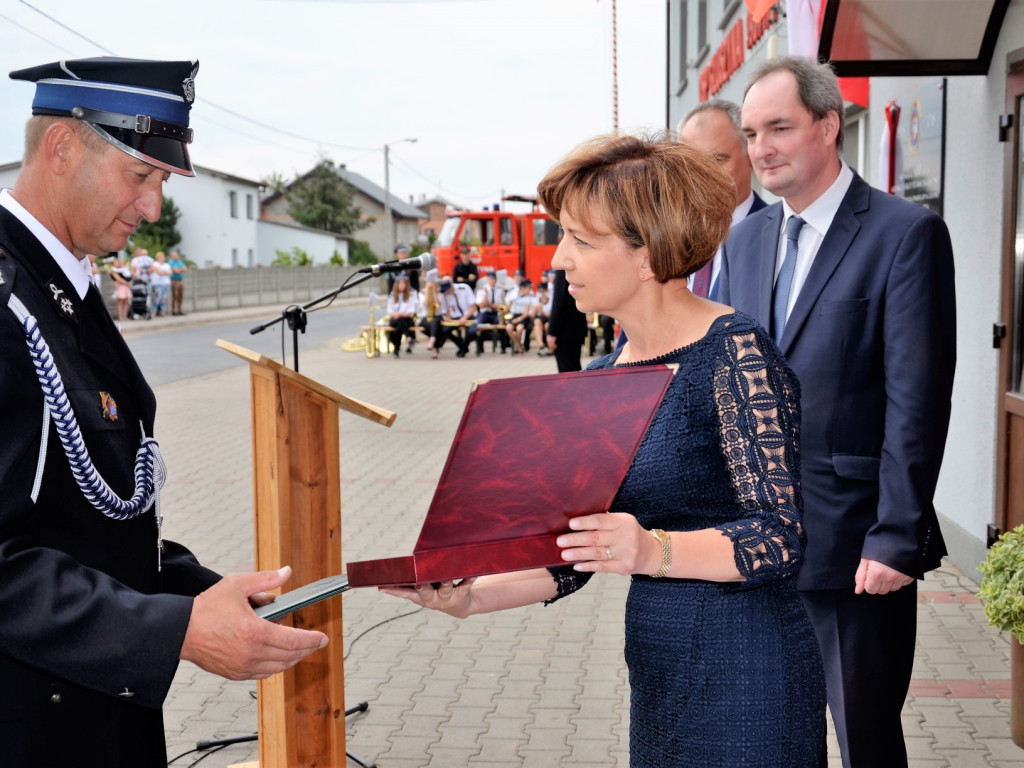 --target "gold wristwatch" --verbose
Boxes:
[649,528,672,578]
